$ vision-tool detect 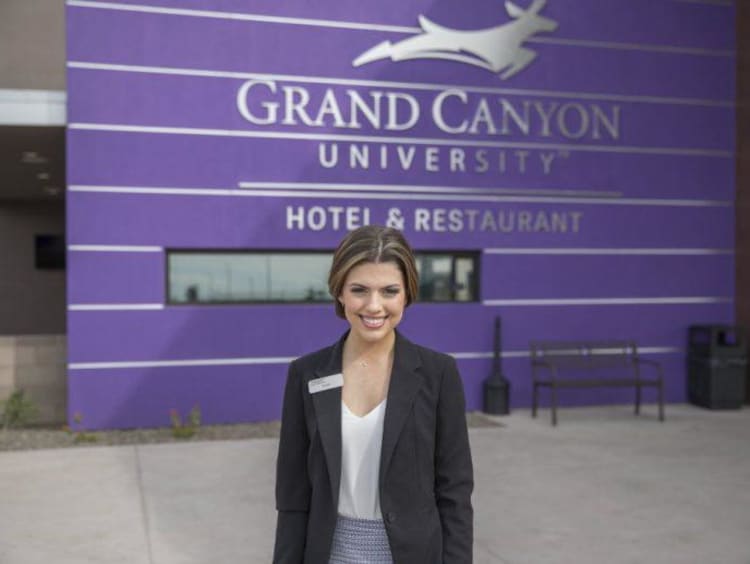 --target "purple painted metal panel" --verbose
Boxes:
[78,0,735,51]
[67,251,165,303]
[68,364,288,429]
[66,0,737,429]
[481,254,735,299]
[66,302,733,364]
[66,129,736,200]
[67,69,733,150]
[66,191,734,248]
[66,7,735,100]
[64,250,733,313]
[67,305,346,363]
